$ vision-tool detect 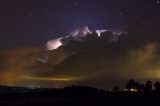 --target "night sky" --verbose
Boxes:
[0,0,160,48]
[0,0,160,89]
